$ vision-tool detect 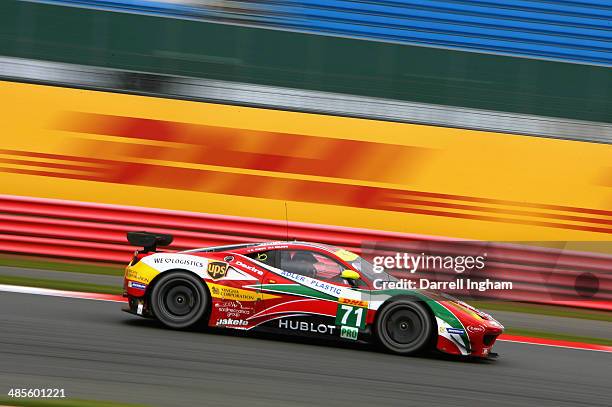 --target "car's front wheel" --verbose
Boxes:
[374,299,433,355]
[150,271,209,329]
